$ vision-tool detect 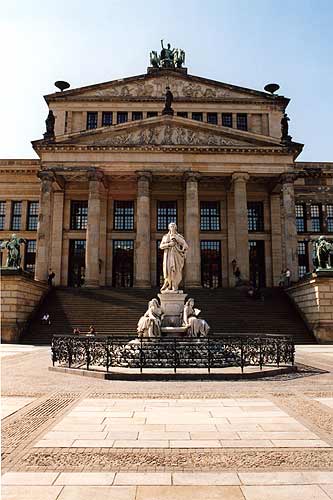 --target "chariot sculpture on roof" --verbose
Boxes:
[150,40,185,69]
